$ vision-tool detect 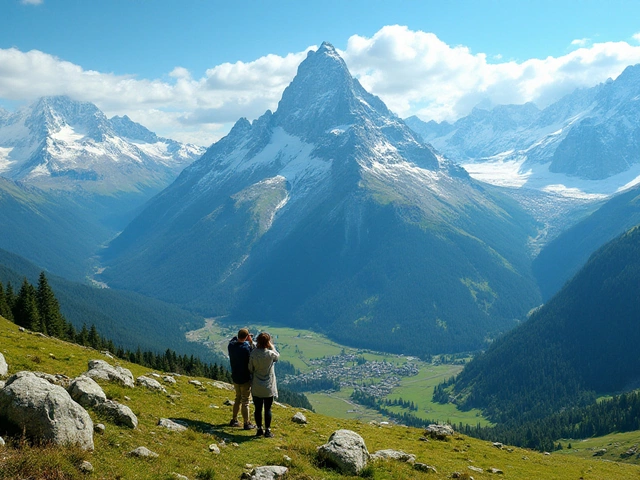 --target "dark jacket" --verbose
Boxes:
[228,336,253,384]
